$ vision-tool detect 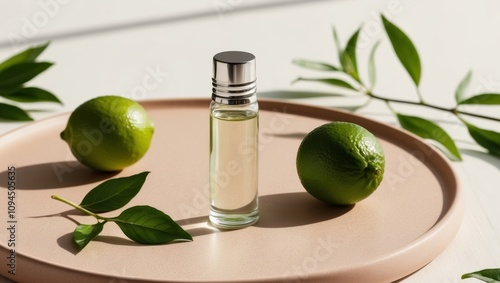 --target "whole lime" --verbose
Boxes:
[60,95,154,172]
[296,121,385,205]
